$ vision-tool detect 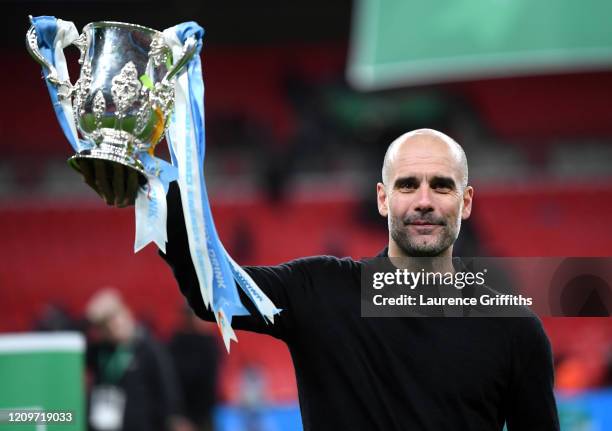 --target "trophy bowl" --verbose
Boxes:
[26,19,197,181]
